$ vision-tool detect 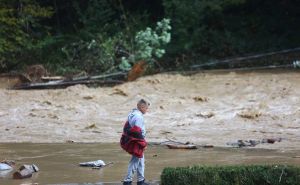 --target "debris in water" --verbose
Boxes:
[196,112,214,118]
[160,131,172,135]
[227,138,282,148]
[85,123,97,129]
[167,144,197,149]
[79,160,105,167]
[193,96,208,102]
[238,109,262,119]
[28,112,37,117]
[48,113,58,119]
[83,95,94,100]
[42,100,52,105]
[111,88,128,96]
[13,164,39,179]
[261,138,282,144]
[92,130,101,133]
[0,160,15,171]
[202,144,214,148]
[226,140,260,148]
[146,79,160,84]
